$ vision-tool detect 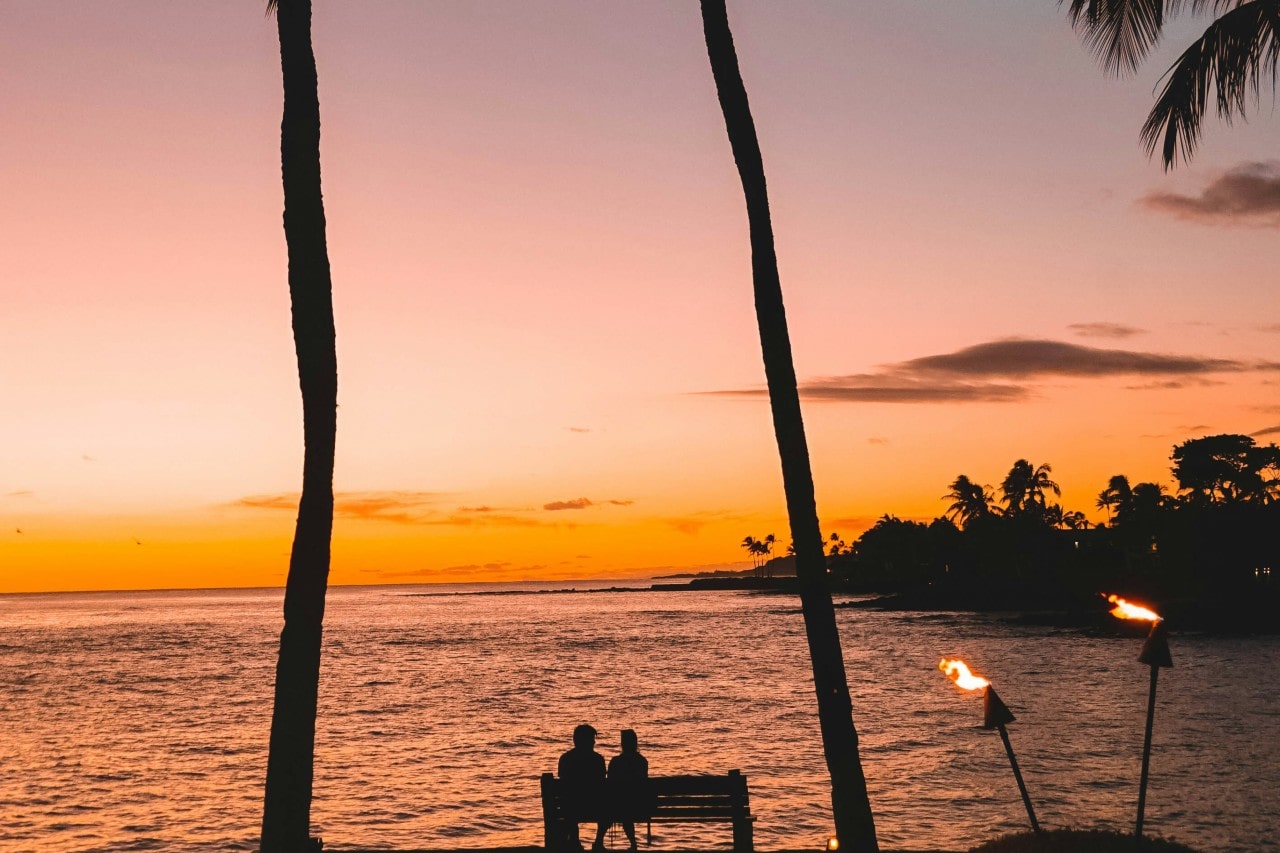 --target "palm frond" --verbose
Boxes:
[1066,0,1172,74]
[266,0,279,15]
[1142,0,1280,166]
